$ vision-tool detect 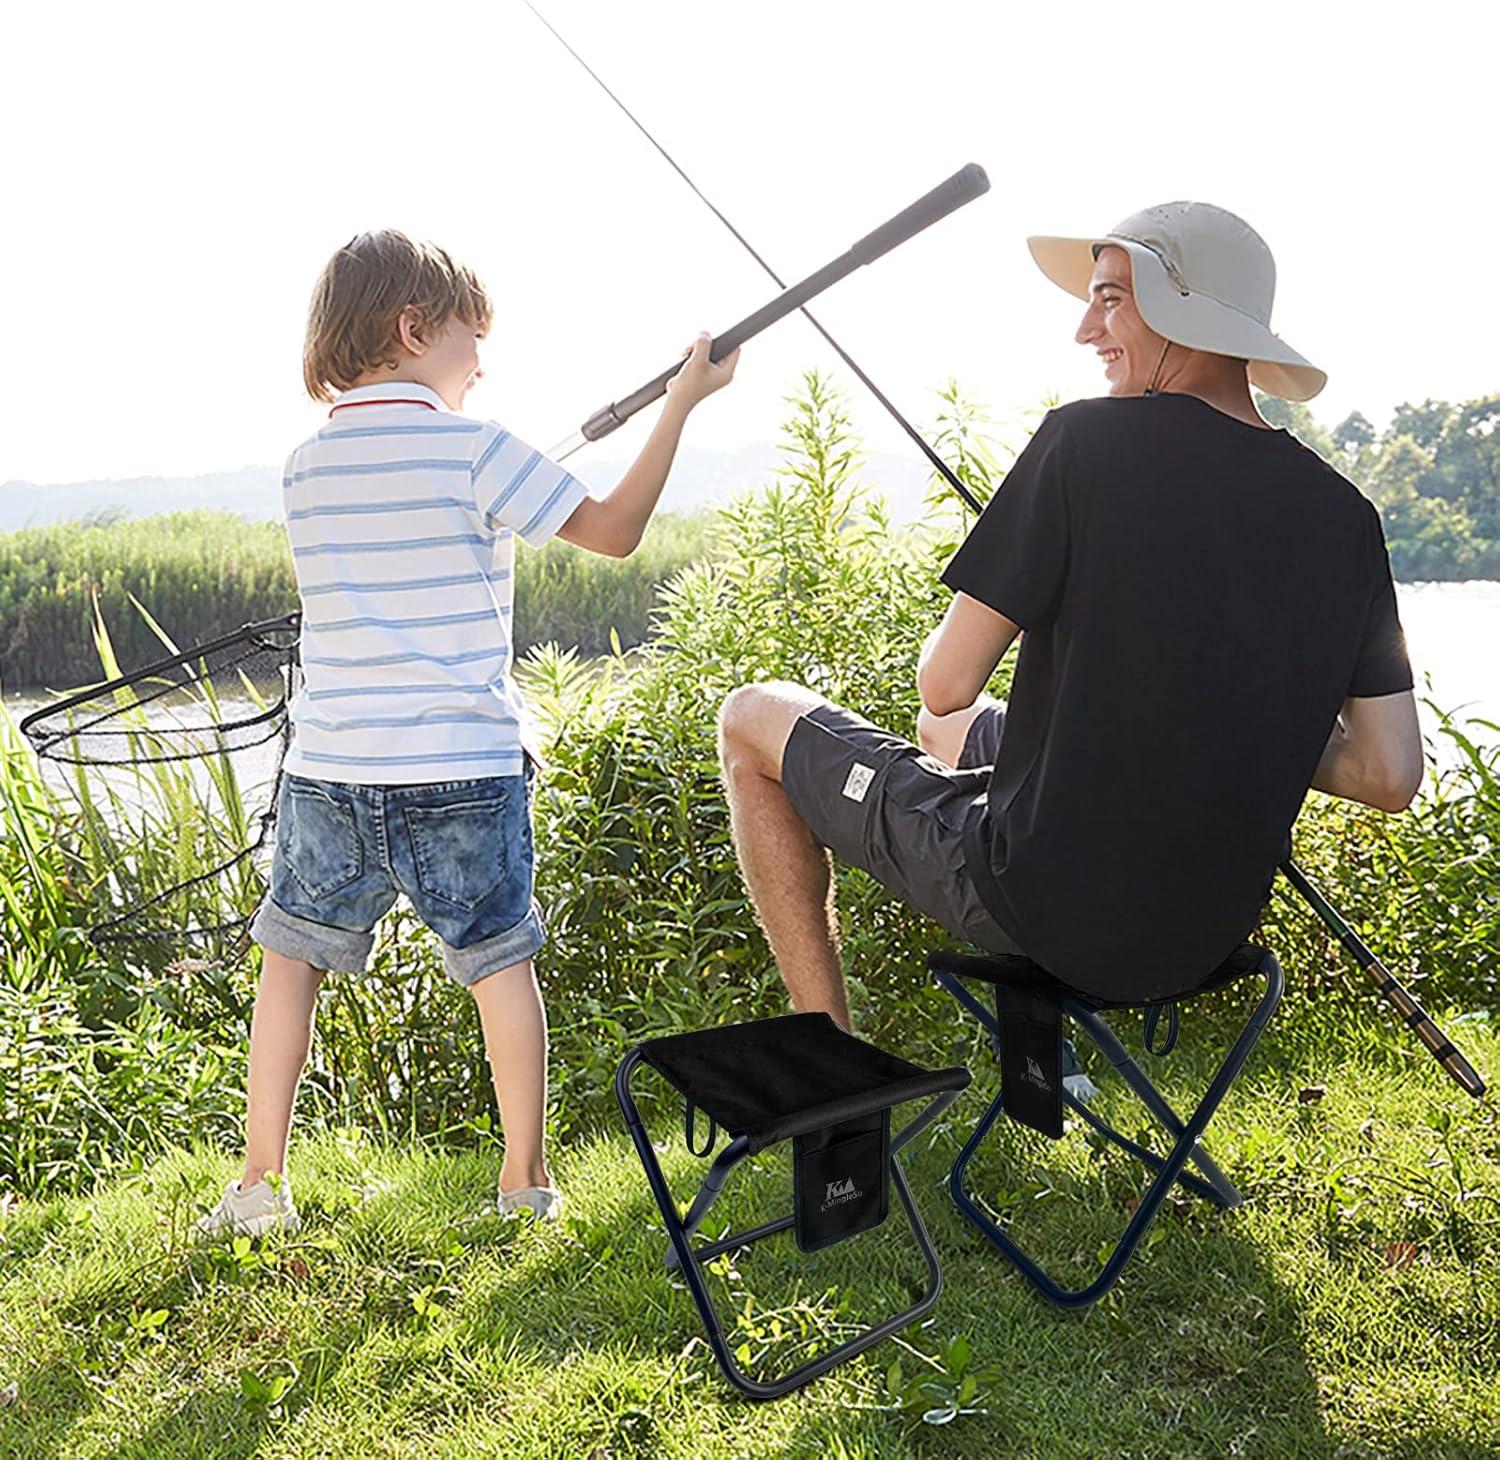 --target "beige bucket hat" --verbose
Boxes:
[1027,201,1326,401]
